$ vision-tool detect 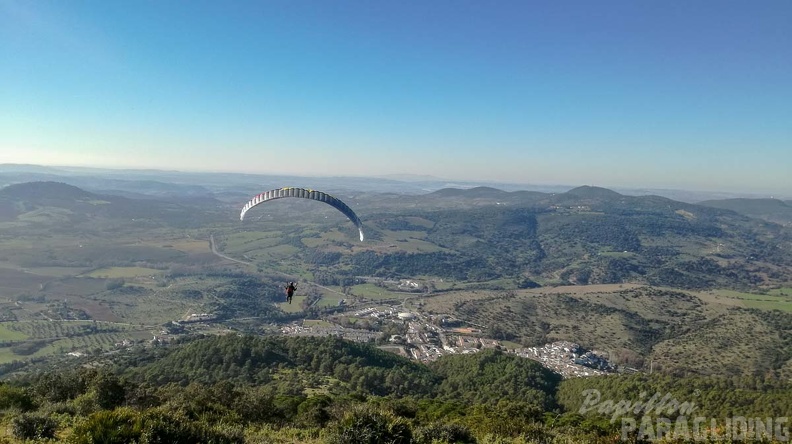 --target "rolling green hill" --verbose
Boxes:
[292,186,792,289]
[119,335,438,396]
[423,285,792,378]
